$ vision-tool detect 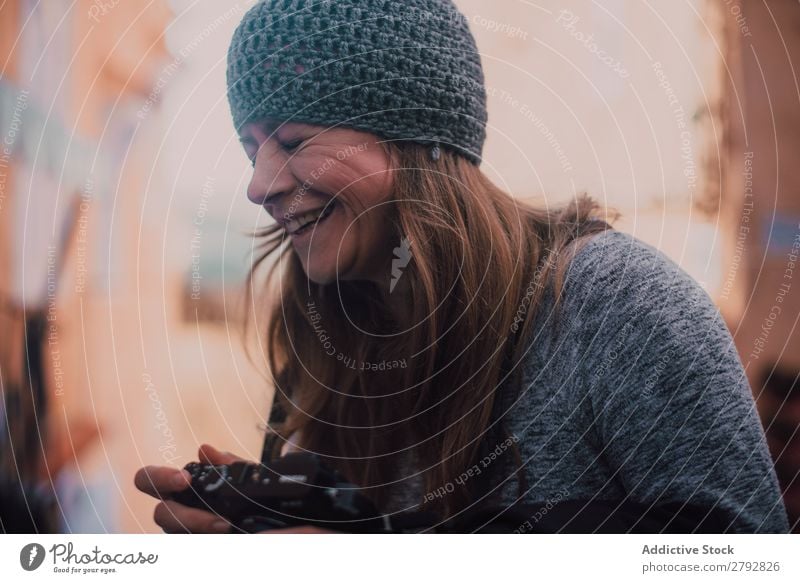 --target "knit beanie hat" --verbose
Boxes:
[226,0,488,165]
